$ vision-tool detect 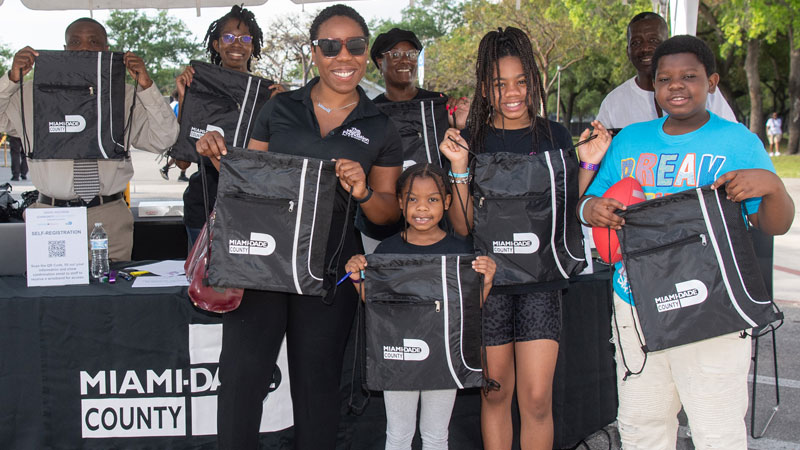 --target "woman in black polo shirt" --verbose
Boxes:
[196,5,402,450]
